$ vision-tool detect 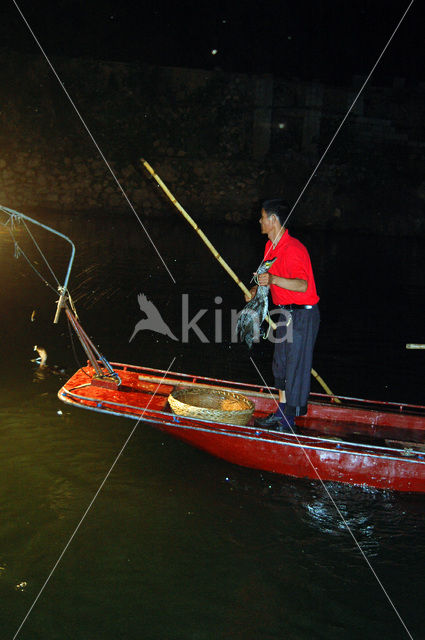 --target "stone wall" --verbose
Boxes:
[0,51,424,234]
[0,53,261,222]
